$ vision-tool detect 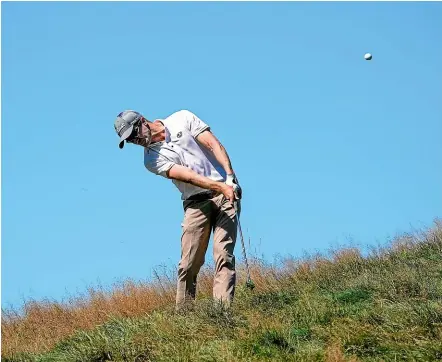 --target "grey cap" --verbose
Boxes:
[114,110,143,149]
